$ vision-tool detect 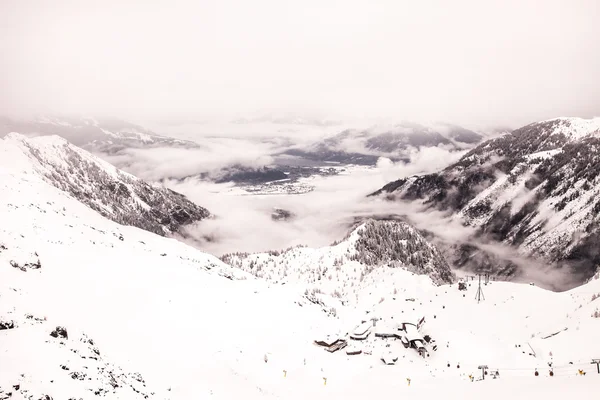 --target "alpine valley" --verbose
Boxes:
[1,118,600,400]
